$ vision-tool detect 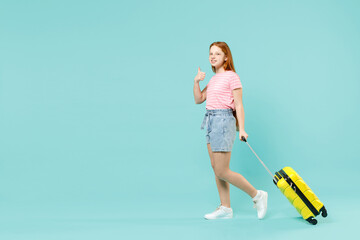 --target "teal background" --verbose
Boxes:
[0,0,359,239]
